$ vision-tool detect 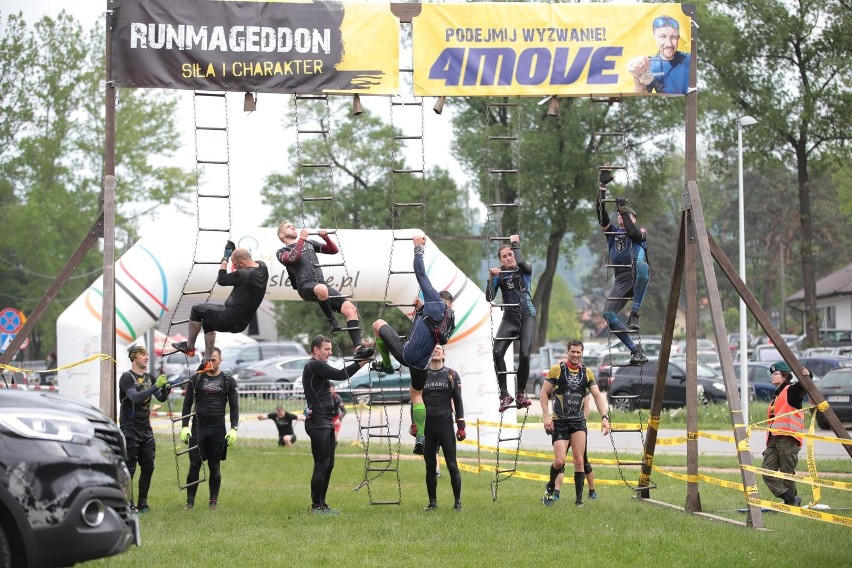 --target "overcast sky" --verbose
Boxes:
[5,0,466,237]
